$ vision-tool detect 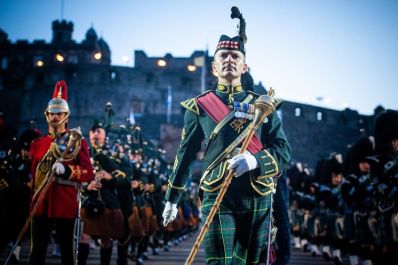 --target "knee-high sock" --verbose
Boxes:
[100,247,112,265]
[77,243,89,265]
